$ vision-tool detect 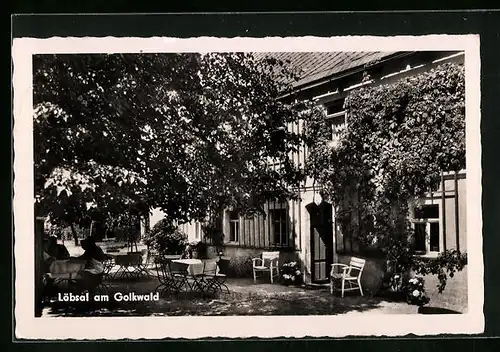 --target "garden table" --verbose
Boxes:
[170,259,205,292]
[45,259,88,296]
[171,259,204,275]
[47,259,87,281]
